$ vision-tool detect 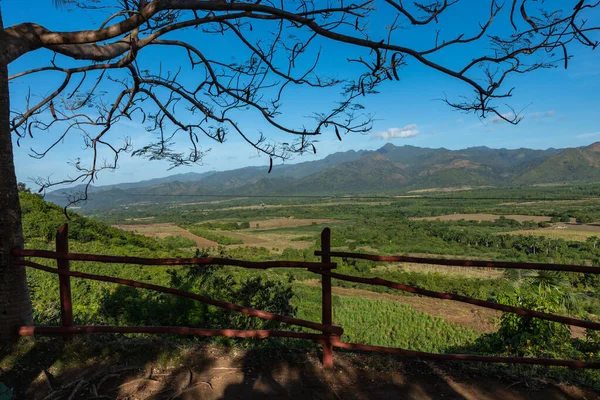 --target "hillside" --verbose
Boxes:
[517,142,600,184]
[10,187,600,397]
[43,142,600,211]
